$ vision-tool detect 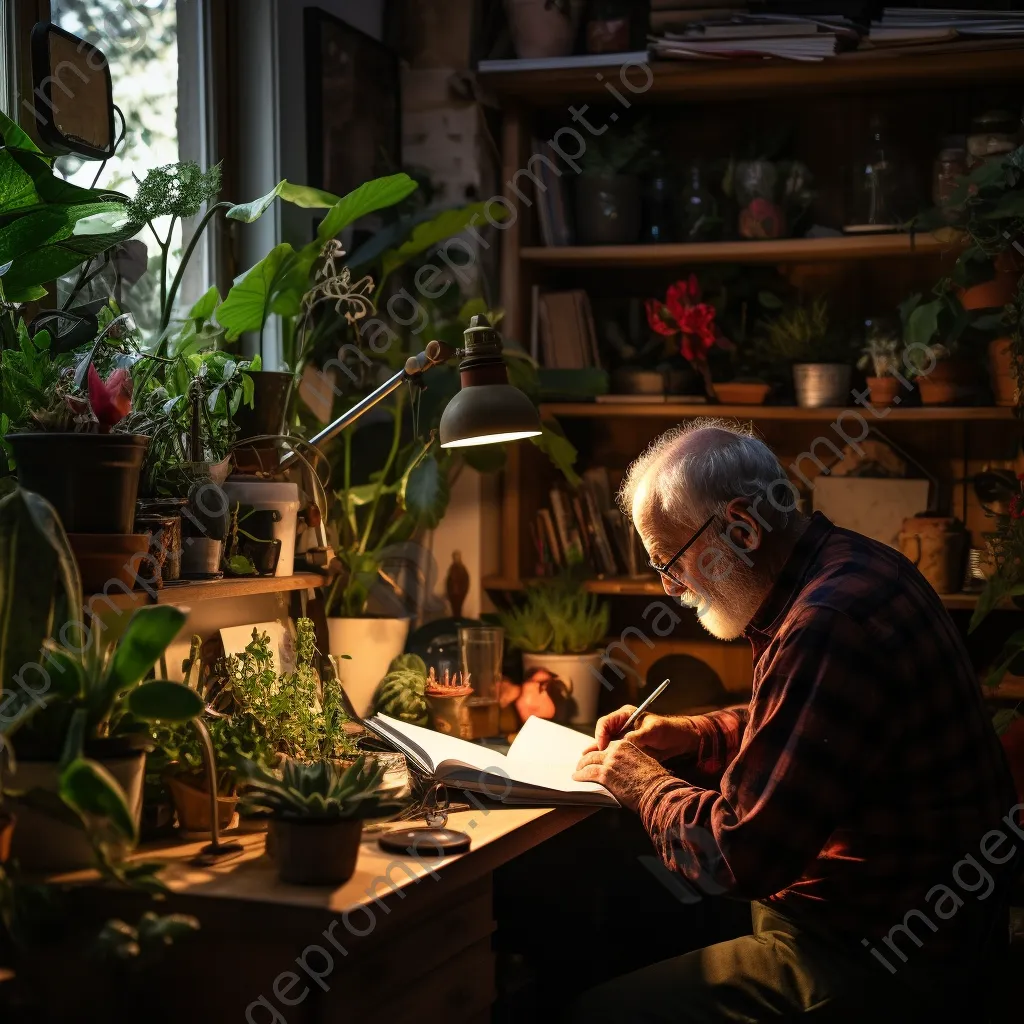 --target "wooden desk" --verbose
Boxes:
[56,807,595,1023]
